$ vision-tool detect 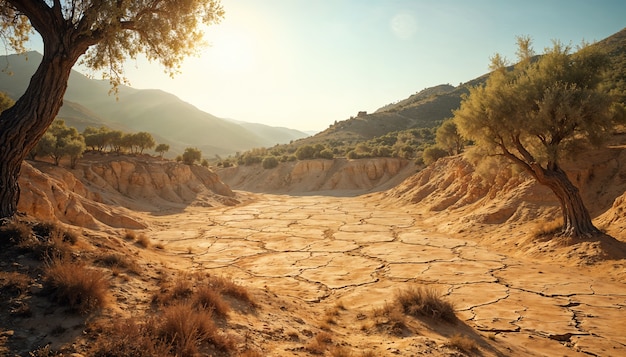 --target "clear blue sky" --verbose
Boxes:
[35,1,626,131]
